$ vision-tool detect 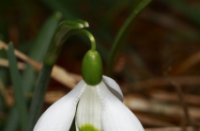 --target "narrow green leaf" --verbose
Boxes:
[22,12,62,93]
[30,12,63,61]
[26,65,53,131]
[3,13,63,131]
[3,108,19,131]
[107,0,151,75]
[6,43,28,131]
